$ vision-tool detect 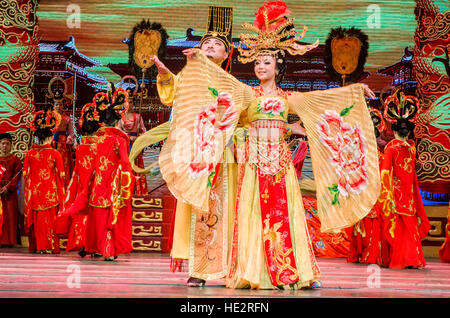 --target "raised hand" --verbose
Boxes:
[362,84,376,99]
[182,48,200,59]
[150,55,169,75]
